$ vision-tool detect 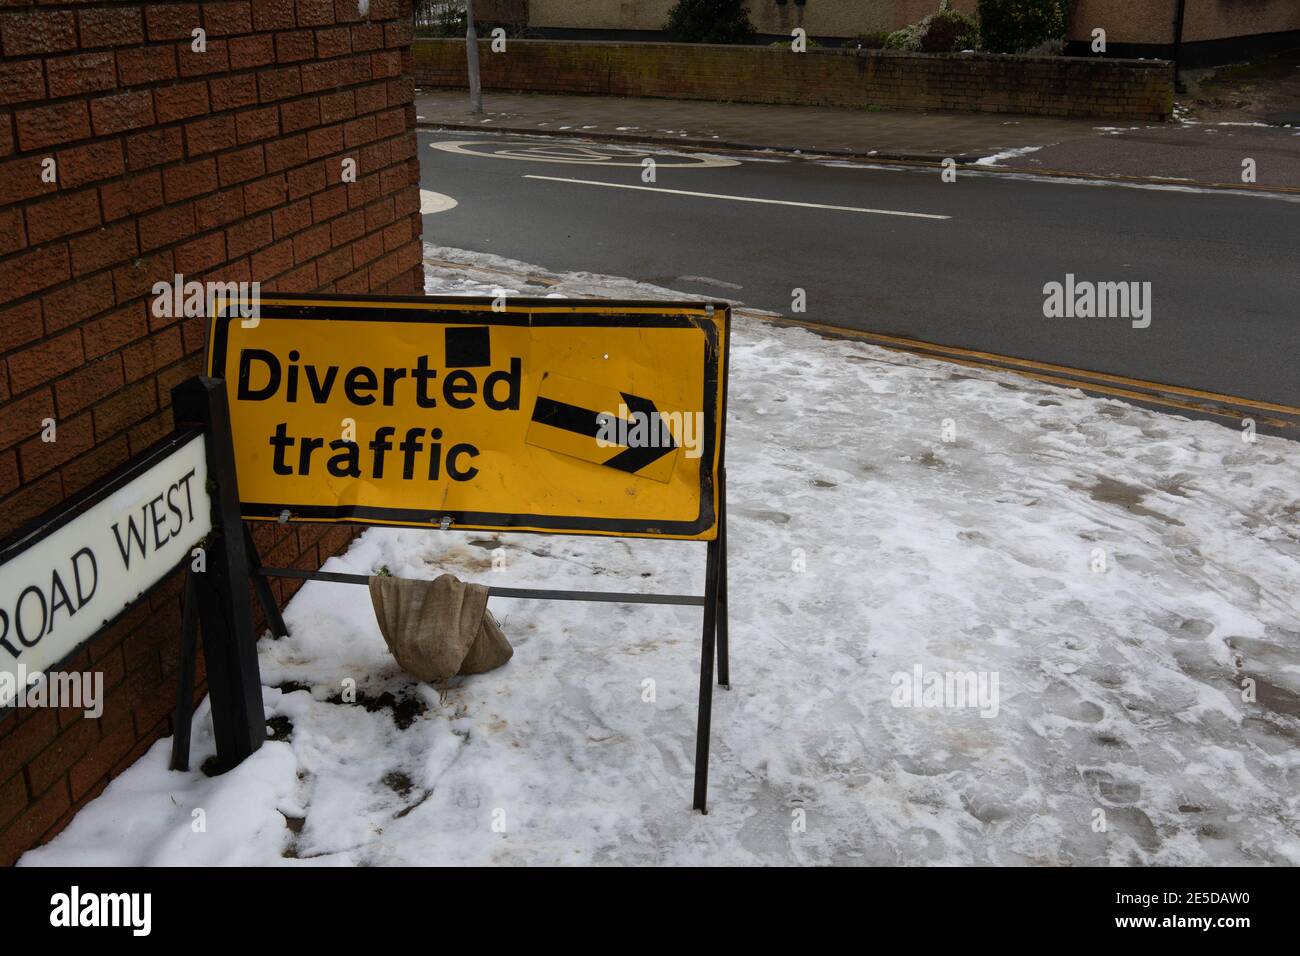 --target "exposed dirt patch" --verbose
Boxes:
[344,689,429,730]
[1244,672,1300,719]
[266,715,294,742]
[281,813,306,859]
[383,771,414,798]
[1079,476,1185,526]
[1181,50,1300,123]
